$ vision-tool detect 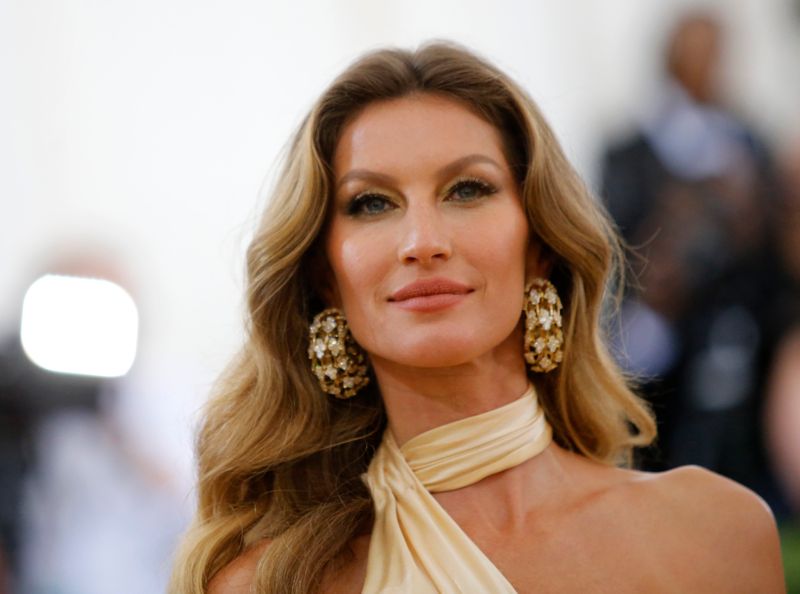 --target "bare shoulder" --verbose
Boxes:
[625,465,785,593]
[208,539,271,594]
[636,464,777,535]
